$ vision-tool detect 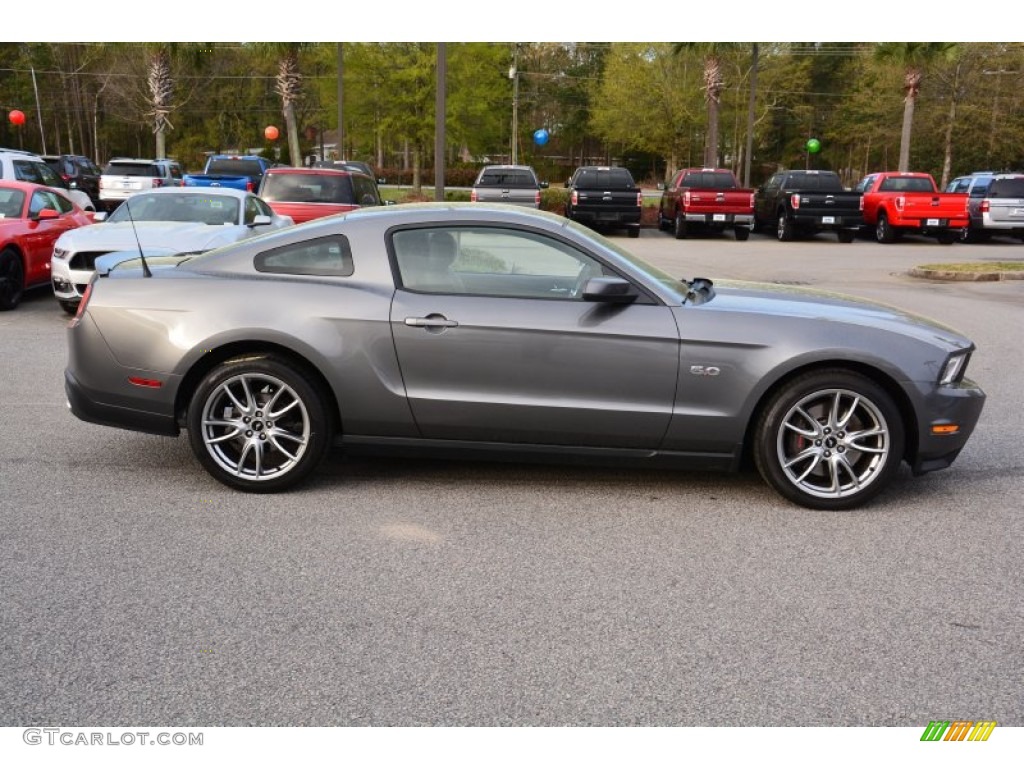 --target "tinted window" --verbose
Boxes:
[476,169,538,187]
[13,160,43,184]
[878,177,936,193]
[969,180,991,197]
[105,162,160,177]
[679,172,735,189]
[0,188,26,218]
[207,159,265,178]
[29,189,62,217]
[988,178,1024,198]
[254,236,354,277]
[572,168,635,190]
[351,175,380,206]
[261,173,355,204]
